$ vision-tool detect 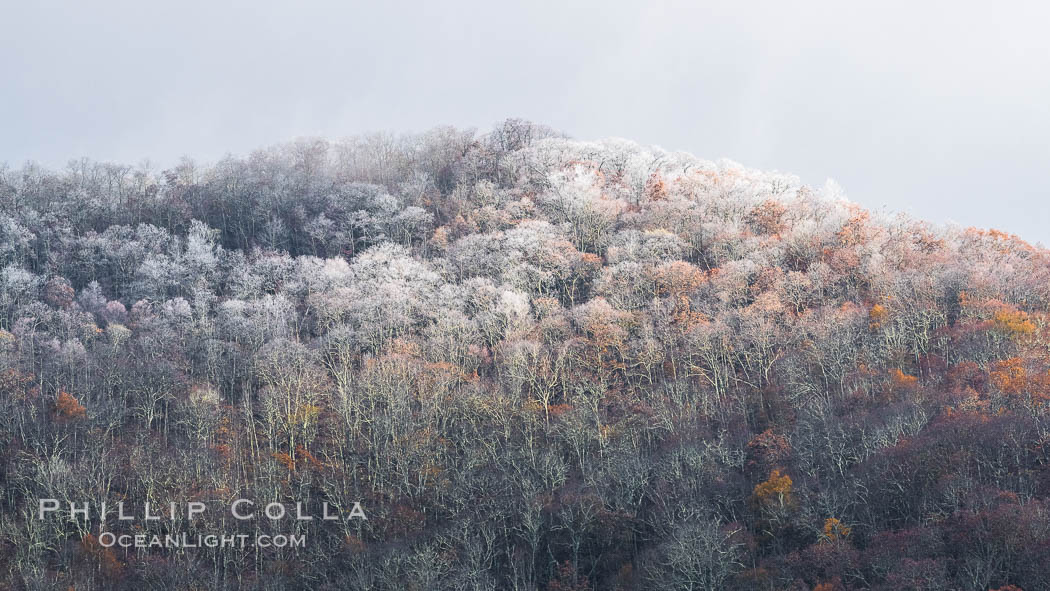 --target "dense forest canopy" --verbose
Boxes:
[1,119,1049,590]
